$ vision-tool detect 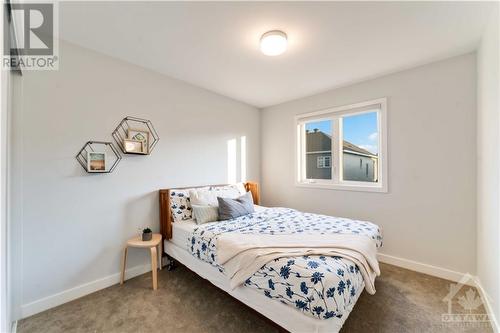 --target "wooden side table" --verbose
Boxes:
[120,233,162,290]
